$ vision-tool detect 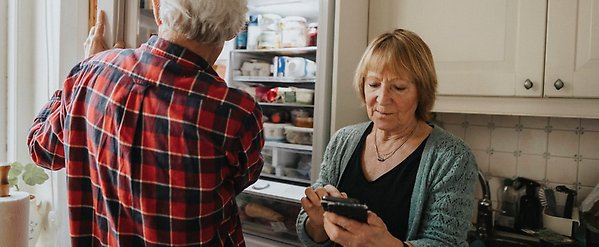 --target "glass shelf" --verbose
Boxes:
[259,102,314,108]
[232,46,317,55]
[265,141,312,152]
[234,76,315,83]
